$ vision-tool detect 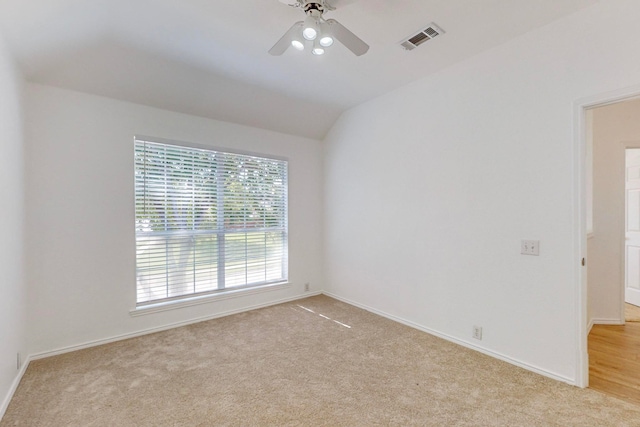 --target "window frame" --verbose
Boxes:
[132,136,289,311]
